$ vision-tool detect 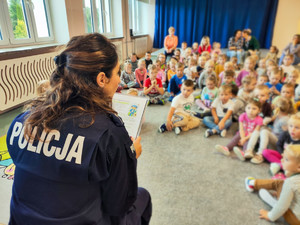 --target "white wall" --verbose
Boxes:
[48,0,69,44]
[272,0,300,54]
